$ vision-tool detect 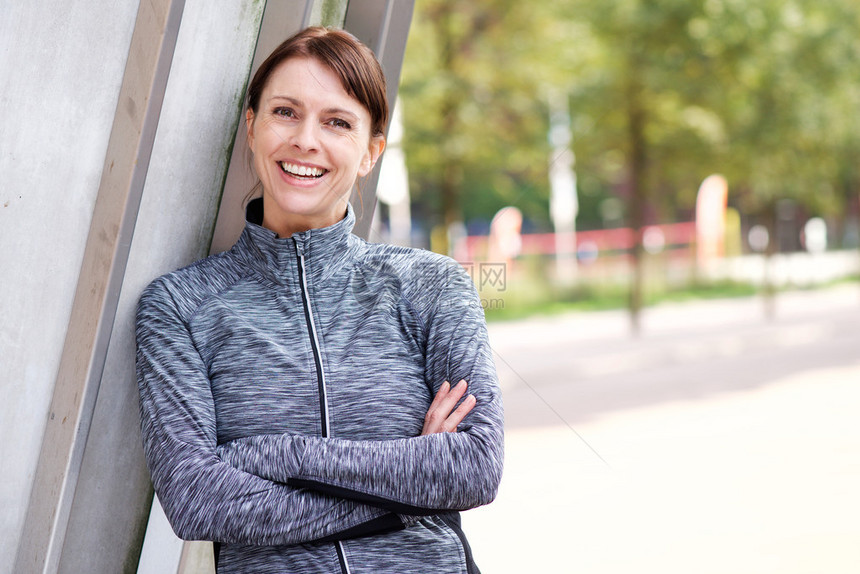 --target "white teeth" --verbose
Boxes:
[280,162,325,177]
